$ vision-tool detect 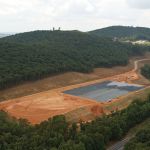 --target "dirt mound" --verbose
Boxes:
[65,104,104,123]
[91,104,104,115]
